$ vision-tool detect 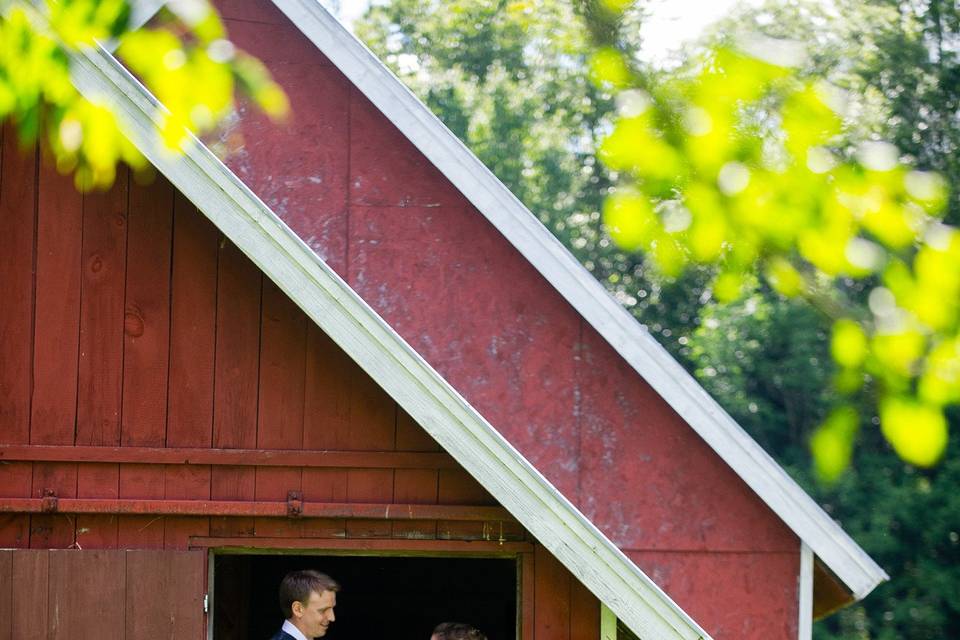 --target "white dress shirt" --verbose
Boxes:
[282,619,310,640]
